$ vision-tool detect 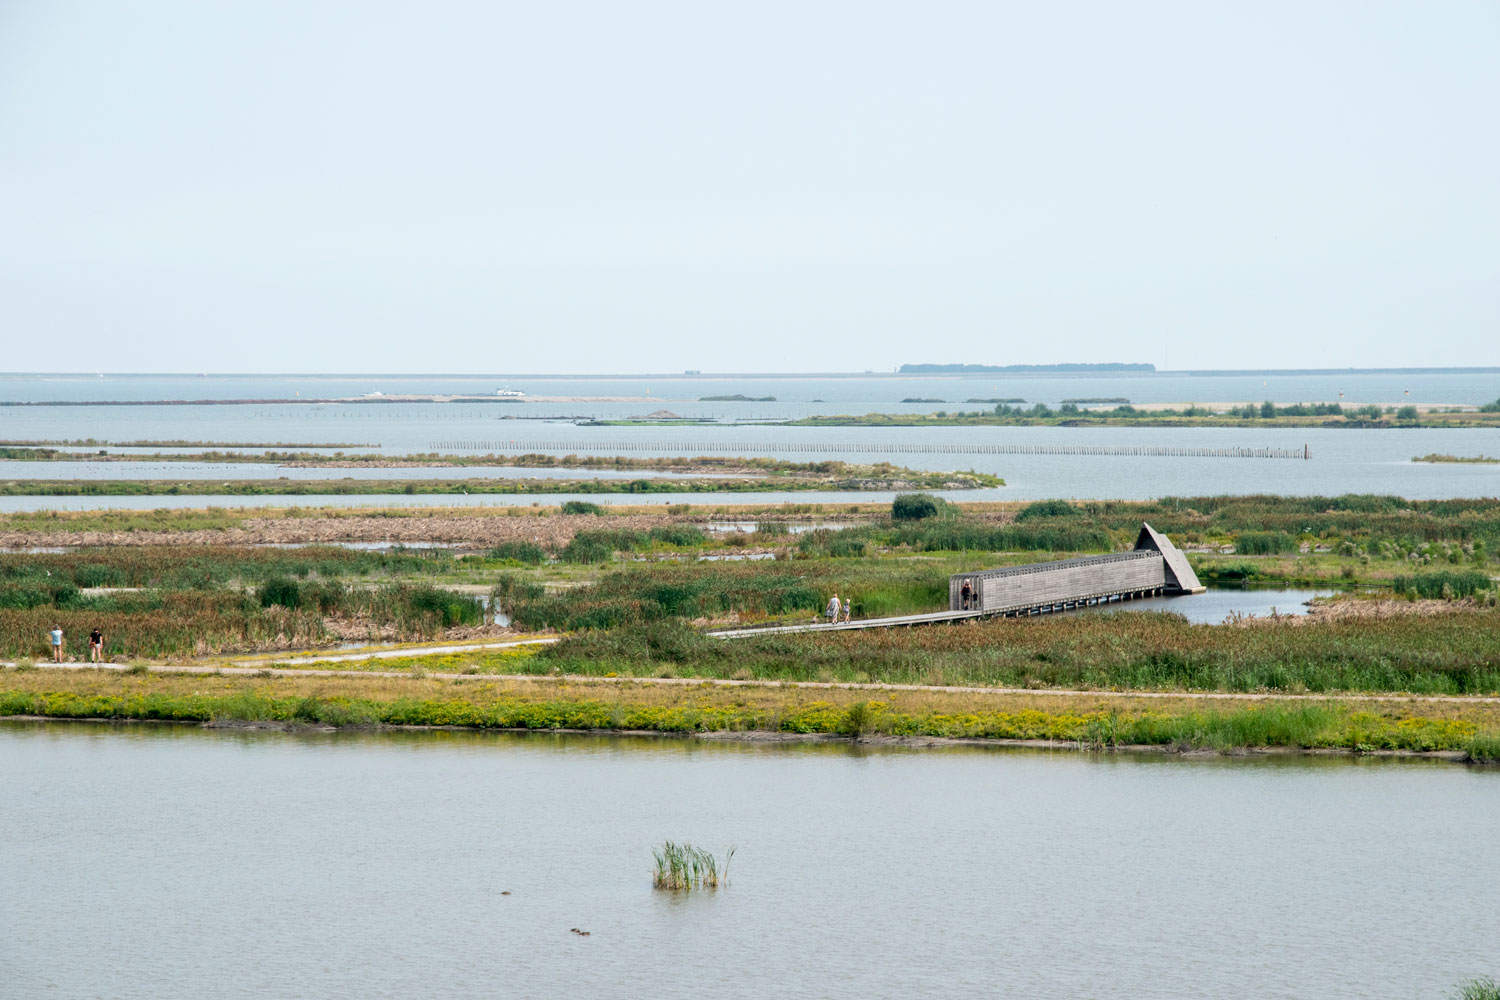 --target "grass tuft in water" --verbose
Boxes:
[652,841,734,890]
[1455,977,1500,1000]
